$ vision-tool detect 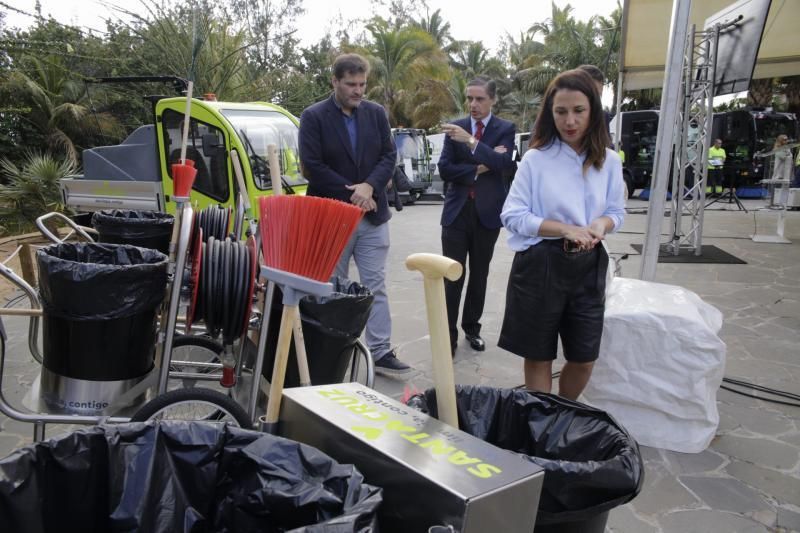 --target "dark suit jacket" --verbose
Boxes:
[438,116,516,229]
[299,95,396,225]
